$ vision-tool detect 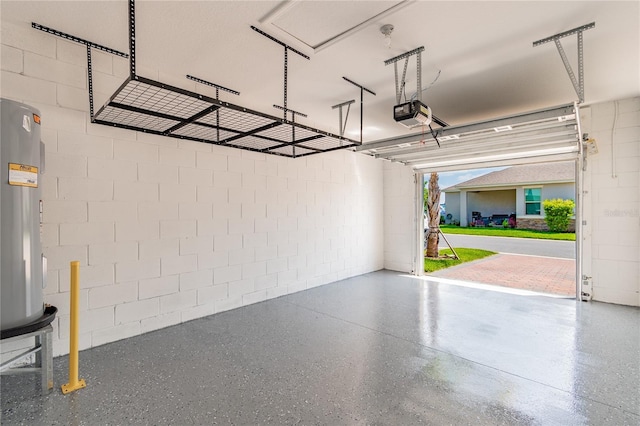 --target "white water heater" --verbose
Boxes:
[0,98,46,332]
